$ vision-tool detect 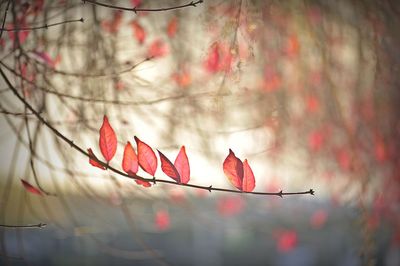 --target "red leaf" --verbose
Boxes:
[99,115,117,162]
[20,179,43,196]
[130,20,146,44]
[223,149,243,190]
[242,159,255,192]
[122,141,138,174]
[134,136,157,176]
[167,17,178,38]
[174,146,190,184]
[158,150,180,183]
[88,148,106,170]
[135,179,152,187]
